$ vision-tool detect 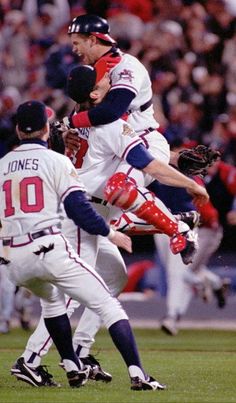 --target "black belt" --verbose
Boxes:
[140,99,153,112]
[90,196,108,206]
[2,225,60,247]
[128,99,153,114]
[144,127,157,133]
